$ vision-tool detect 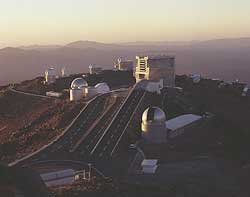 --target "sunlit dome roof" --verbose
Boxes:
[71,78,88,89]
[142,107,166,124]
[94,82,110,94]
